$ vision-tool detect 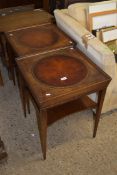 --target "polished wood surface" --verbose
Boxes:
[34,54,87,87]
[5,24,73,57]
[17,47,111,159]
[0,9,53,33]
